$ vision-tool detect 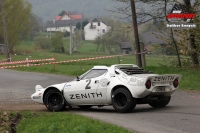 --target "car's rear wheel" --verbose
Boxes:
[112,88,136,113]
[44,89,66,111]
[78,105,92,109]
[148,96,171,108]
